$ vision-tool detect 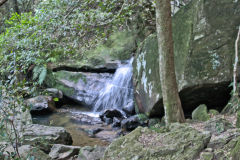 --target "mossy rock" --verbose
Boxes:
[209,109,219,116]
[133,0,240,116]
[231,137,240,160]
[192,104,210,122]
[200,152,214,160]
[103,123,211,160]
